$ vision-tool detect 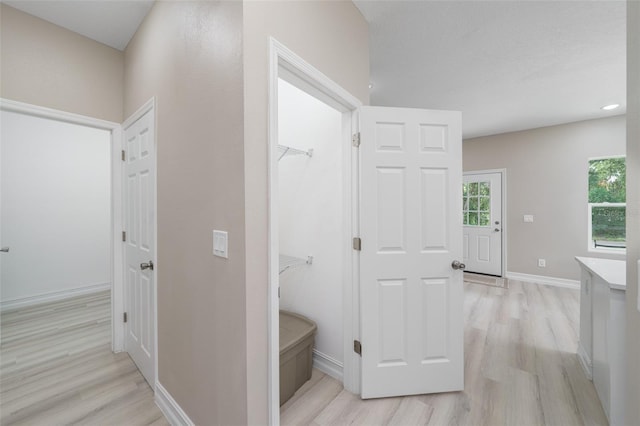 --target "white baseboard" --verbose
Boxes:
[505,271,580,290]
[577,342,593,380]
[313,349,343,382]
[155,381,194,426]
[0,282,111,312]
